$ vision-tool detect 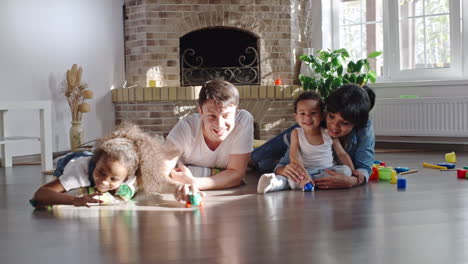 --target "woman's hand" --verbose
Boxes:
[72,194,103,207]
[352,170,366,185]
[314,169,358,189]
[275,161,308,182]
[170,162,196,185]
[174,183,206,202]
